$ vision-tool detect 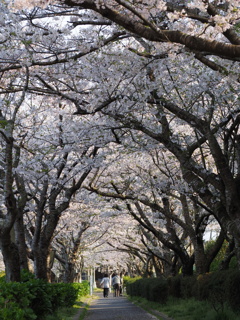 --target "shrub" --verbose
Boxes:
[125,277,142,297]
[54,283,78,308]
[180,275,197,299]
[20,269,35,282]
[27,279,53,317]
[167,275,182,298]
[126,271,240,316]
[225,269,240,313]
[0,282,36,320]
[131,279,142,297]
[126,277,168,304]
[195,273,212,301]
[207,271,229,311]
[149,279,168,304]
[139,278,153,300]
[0,276,89,320]
[73,281,89,298]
